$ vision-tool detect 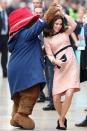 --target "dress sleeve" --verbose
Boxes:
[24,18,48,40]
[44,37,55,62]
